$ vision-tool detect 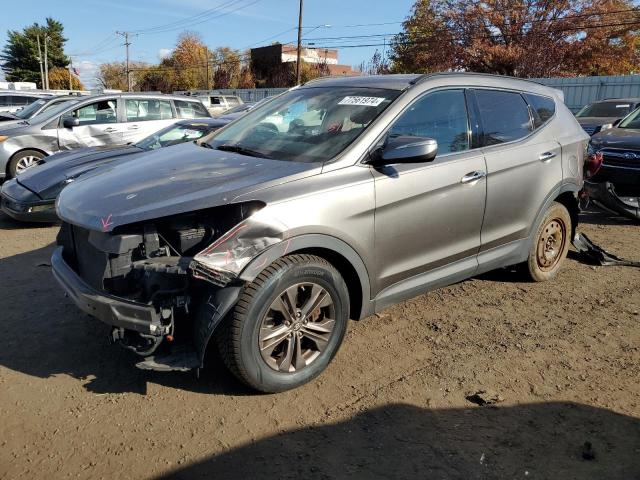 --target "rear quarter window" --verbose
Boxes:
[475,89,533,146]
[524,94,556,129]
